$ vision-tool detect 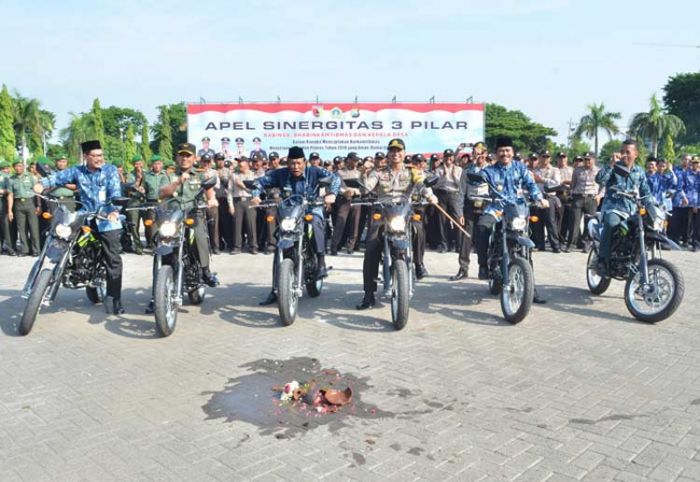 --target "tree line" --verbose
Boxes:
[1,72,699,169]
